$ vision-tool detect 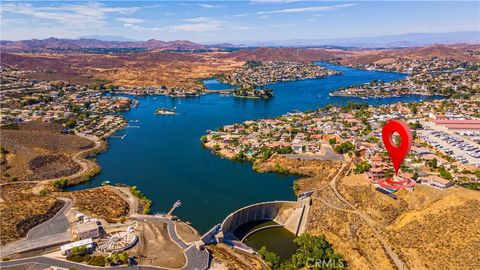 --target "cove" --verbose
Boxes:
[68,63,440,232]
